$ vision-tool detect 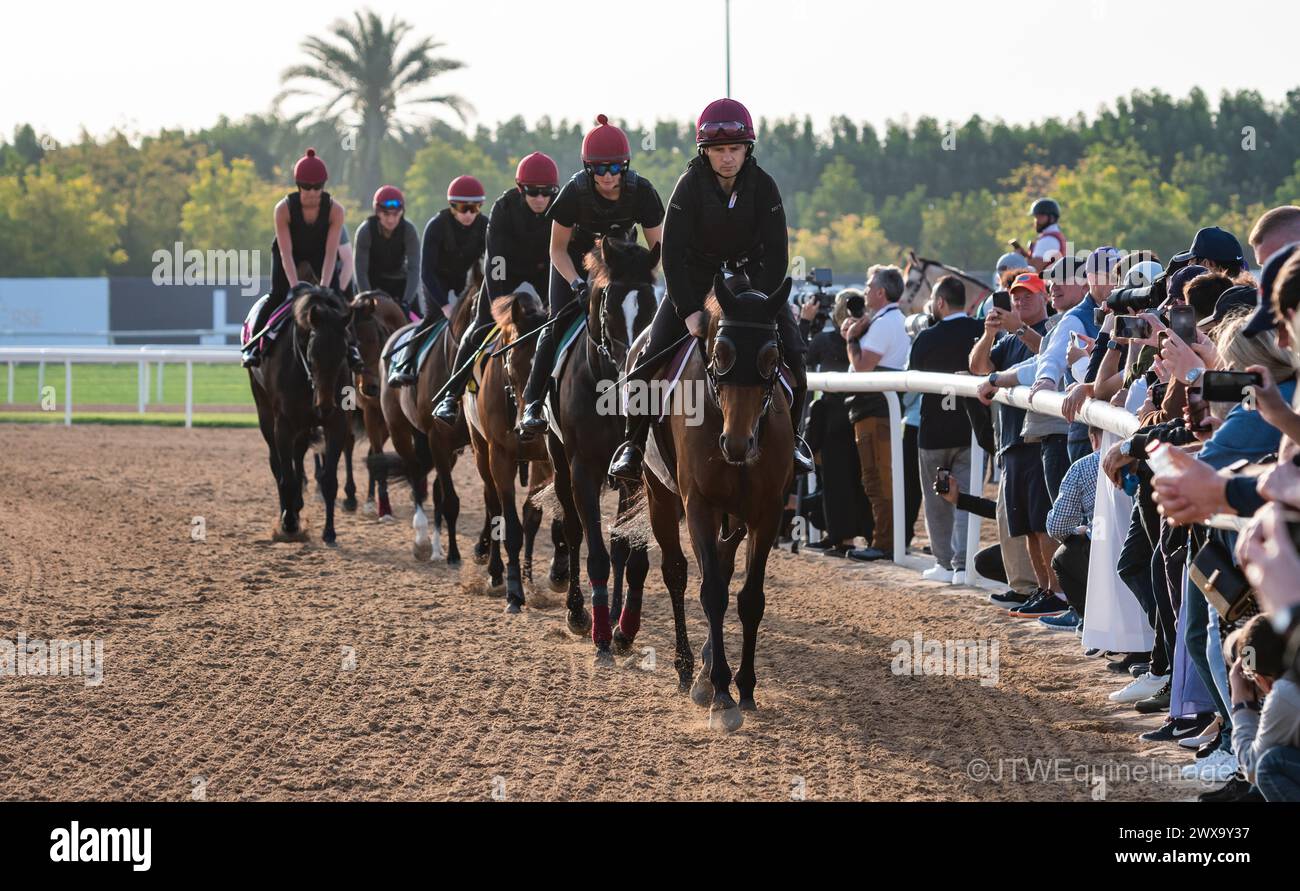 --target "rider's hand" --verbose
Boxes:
[685,310,706,338]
